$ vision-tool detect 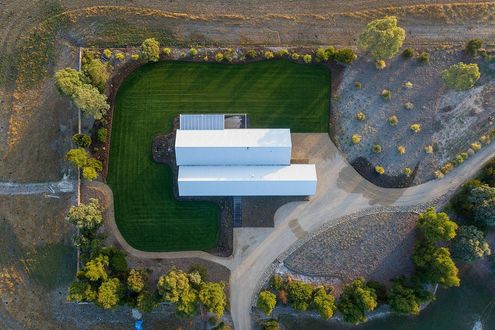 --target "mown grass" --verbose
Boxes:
[108,60,330,251]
